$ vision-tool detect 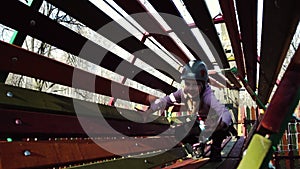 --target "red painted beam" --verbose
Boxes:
[259,45,300,133]
[213,15,225,24]
[0,108,171,138]
[112,0,191,64]
[0,136,176,169]
[0,41,157,105]
[219,0,246,78]
[258,0,300,104]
